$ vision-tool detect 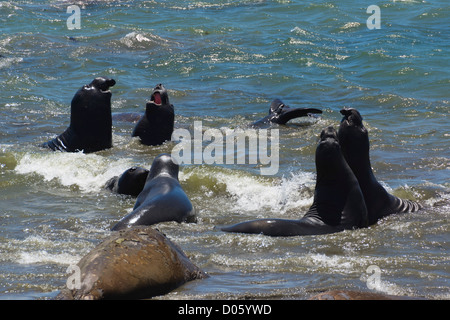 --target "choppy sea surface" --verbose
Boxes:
[0,0,448,300]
